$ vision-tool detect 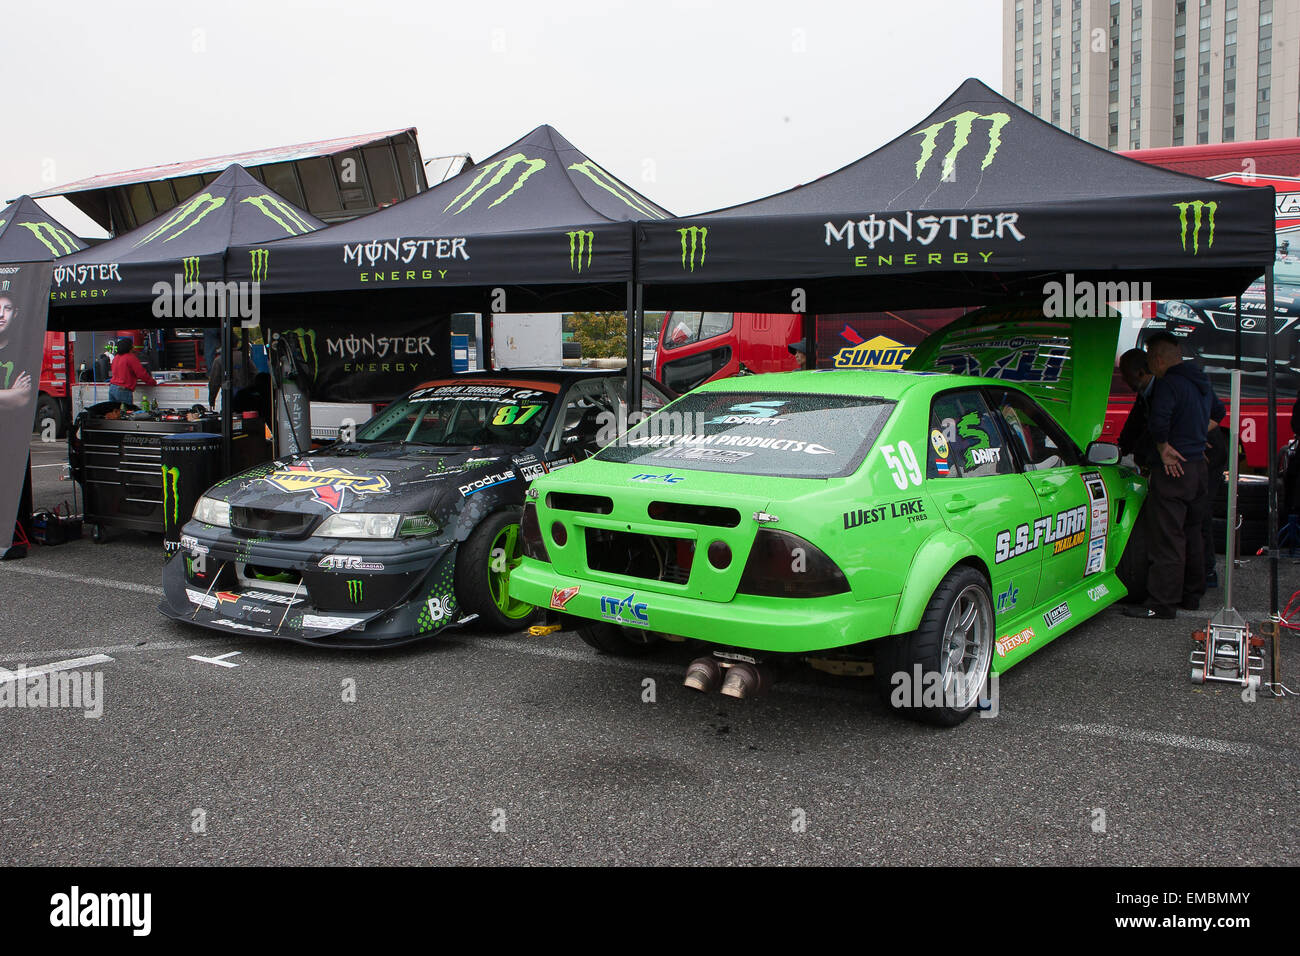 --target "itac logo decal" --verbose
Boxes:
[249,248,270,281]
[443,153,546,214]
[912,110,1010,181]
[678,225,708,271]
[600,592,649,624]
[567,160,665,218]
[18,221,80,256]
[135,192,226,245]
[567,230,594,272]
[240,195,314,235]
[1174,200,1217,254]
[182,256,200,283]
[50,886,150,936]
